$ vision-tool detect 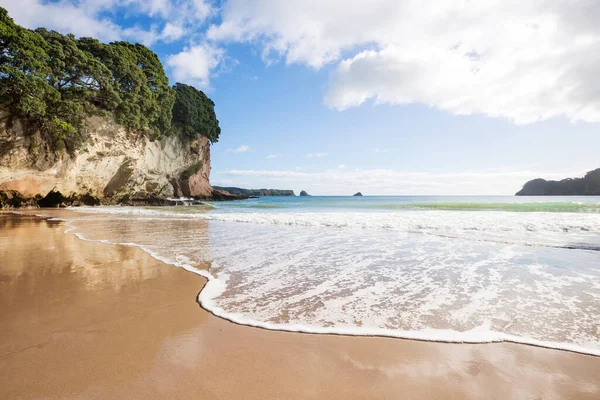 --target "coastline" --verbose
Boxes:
[1,212,600,399]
